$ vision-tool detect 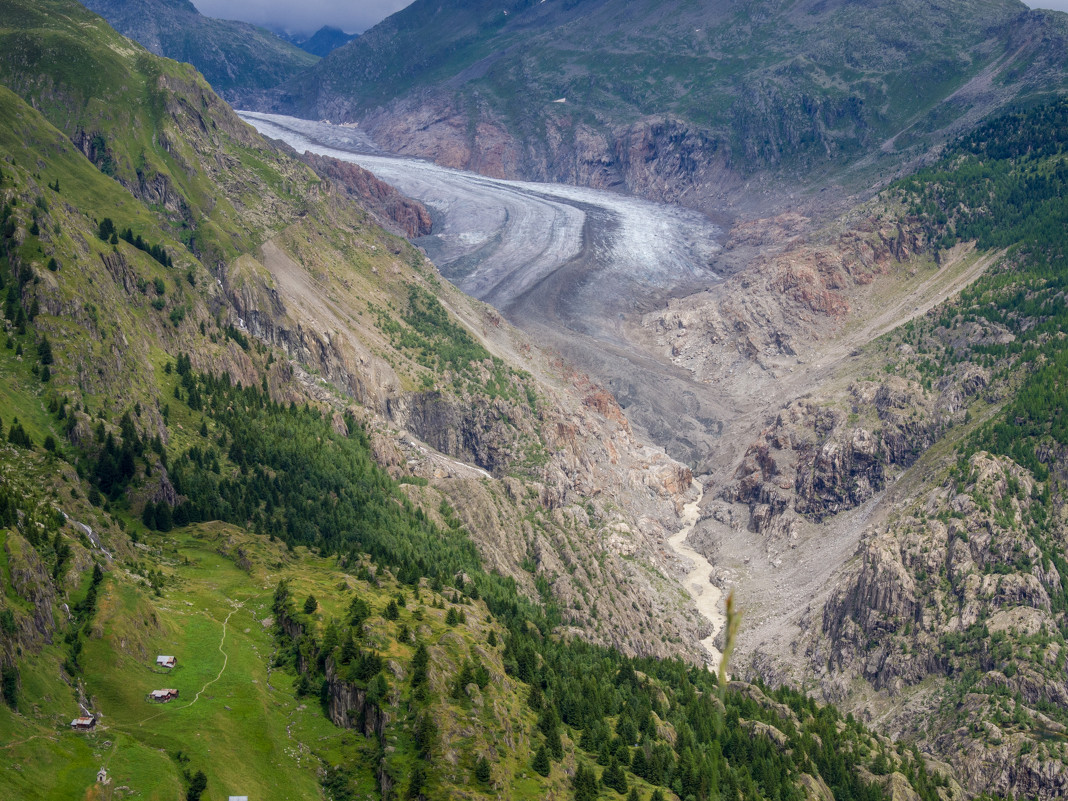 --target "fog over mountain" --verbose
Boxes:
[191,0,411,34]
[192,0,1065,37]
